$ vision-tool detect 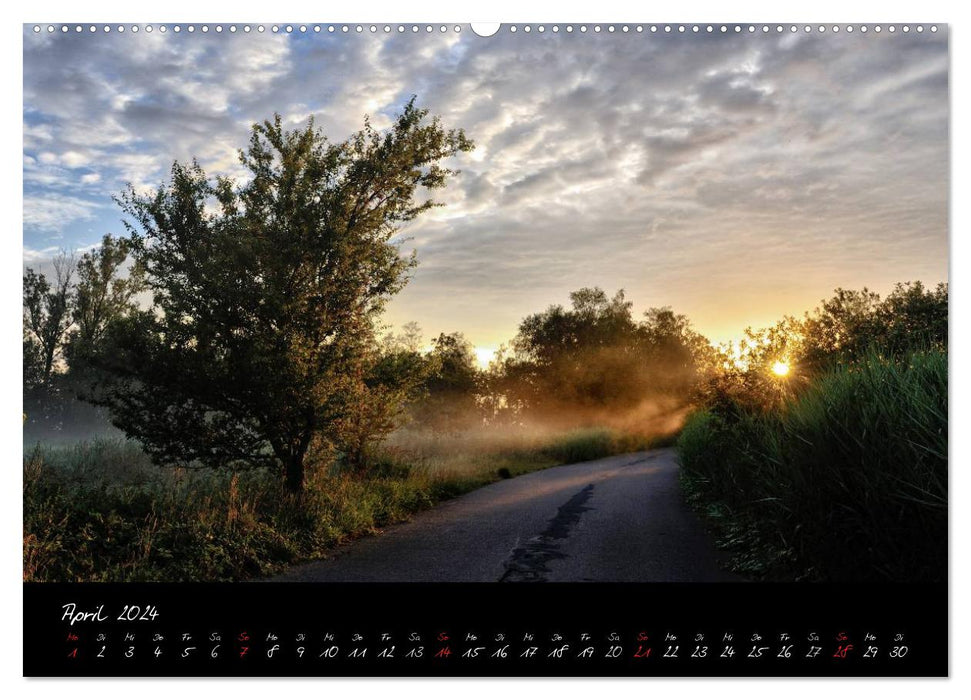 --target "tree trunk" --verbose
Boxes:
[284,454,305,495]
[42,348,55,385]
